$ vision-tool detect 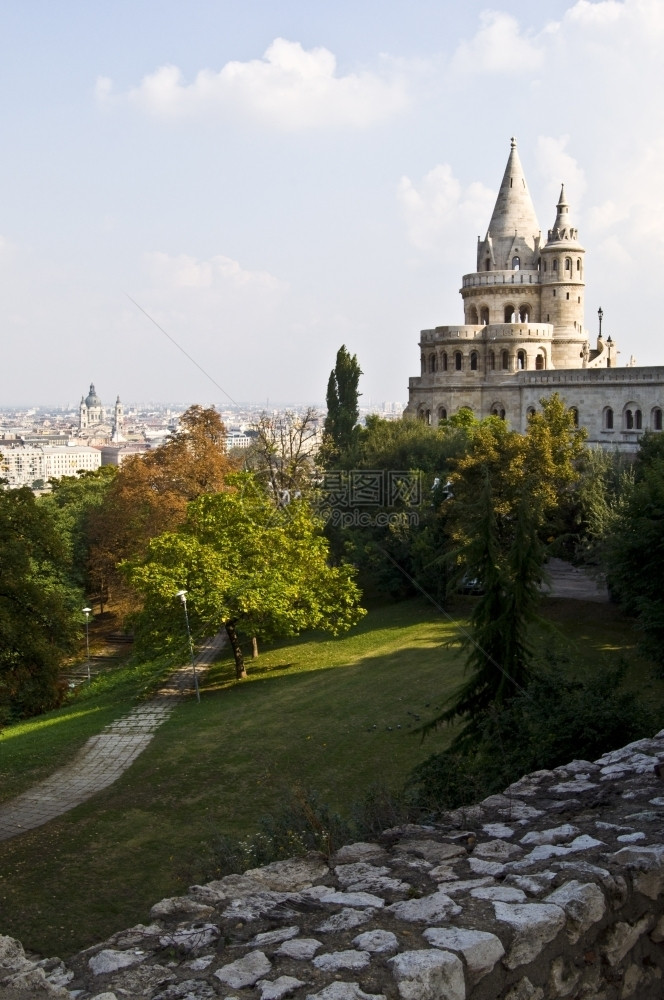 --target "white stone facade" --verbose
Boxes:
[0,444,101,487]
[405,139,662,450]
